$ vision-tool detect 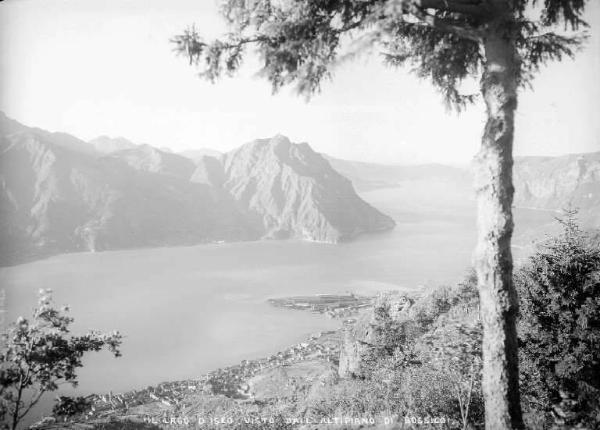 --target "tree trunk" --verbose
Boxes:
[474,21,524,430]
